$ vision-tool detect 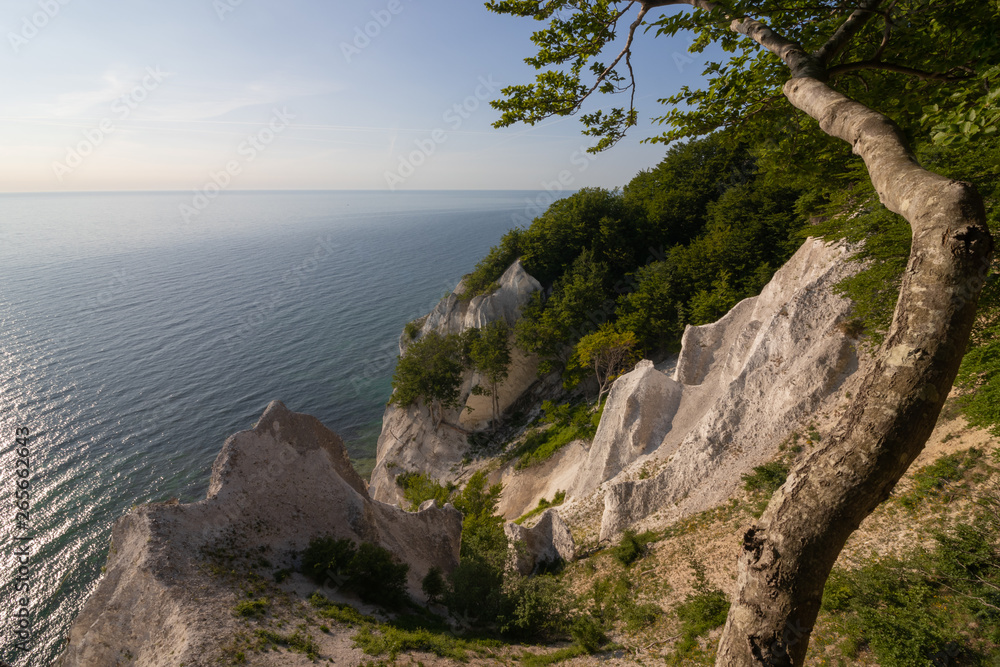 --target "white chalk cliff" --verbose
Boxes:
[572,237,863,538]
[373,239,863,543]
[59,236,868,665]
[369,260,543,505]
[59,401,462,667]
